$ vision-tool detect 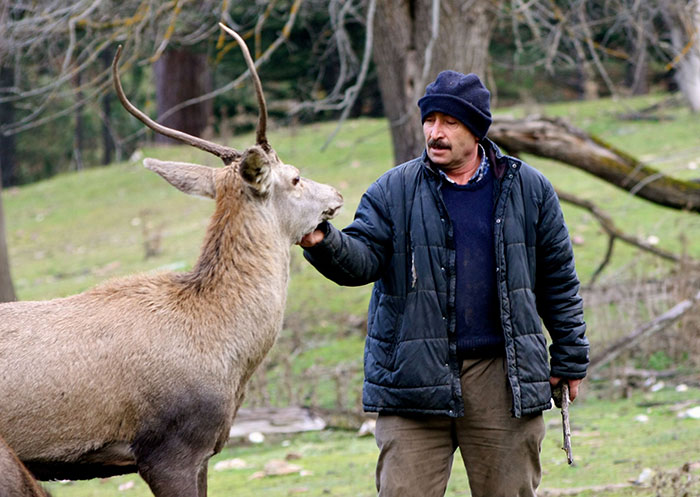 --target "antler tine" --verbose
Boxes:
[111,45,241,165]
[218,23,269,151]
